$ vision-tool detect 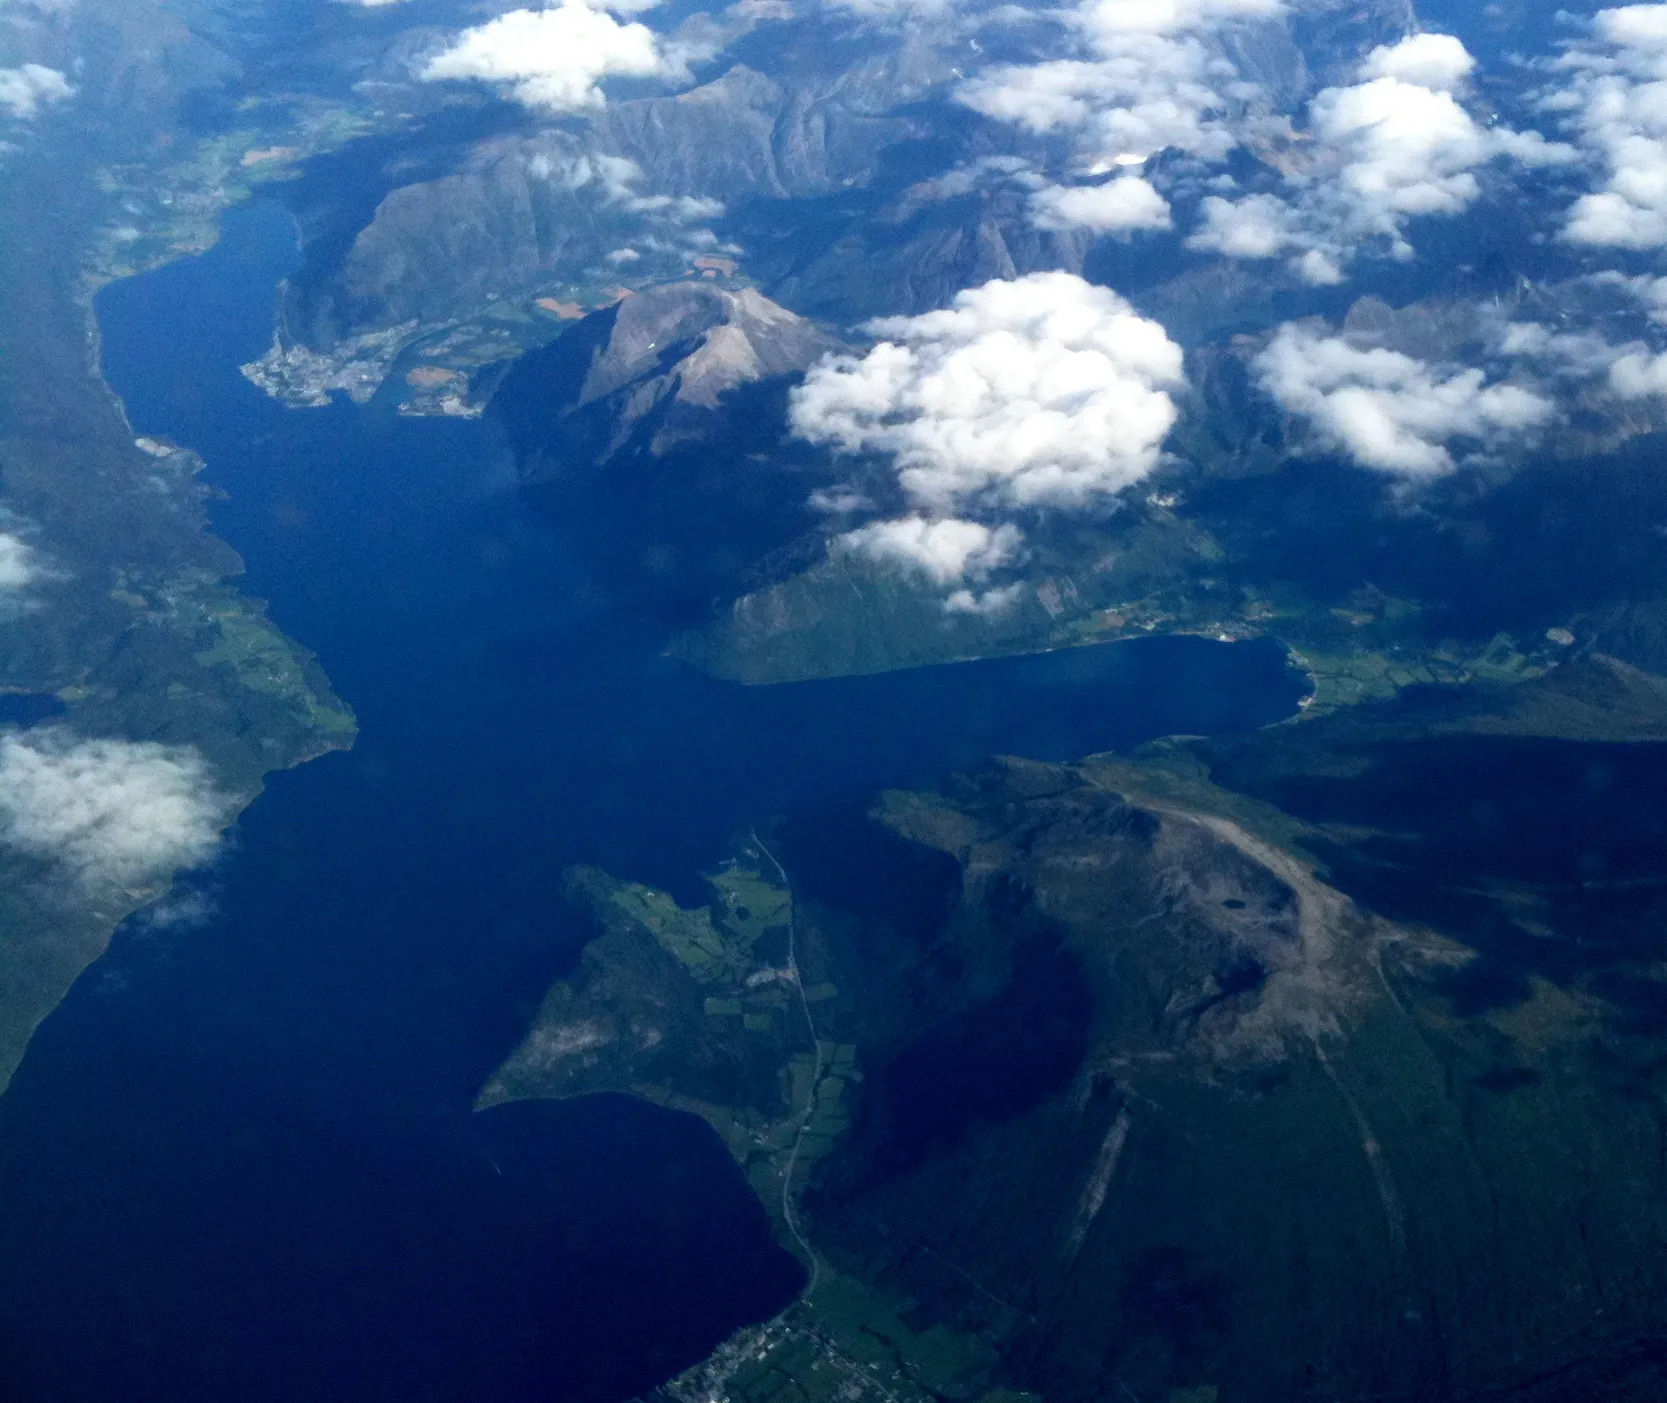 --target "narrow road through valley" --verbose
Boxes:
[751,830,824,1296]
